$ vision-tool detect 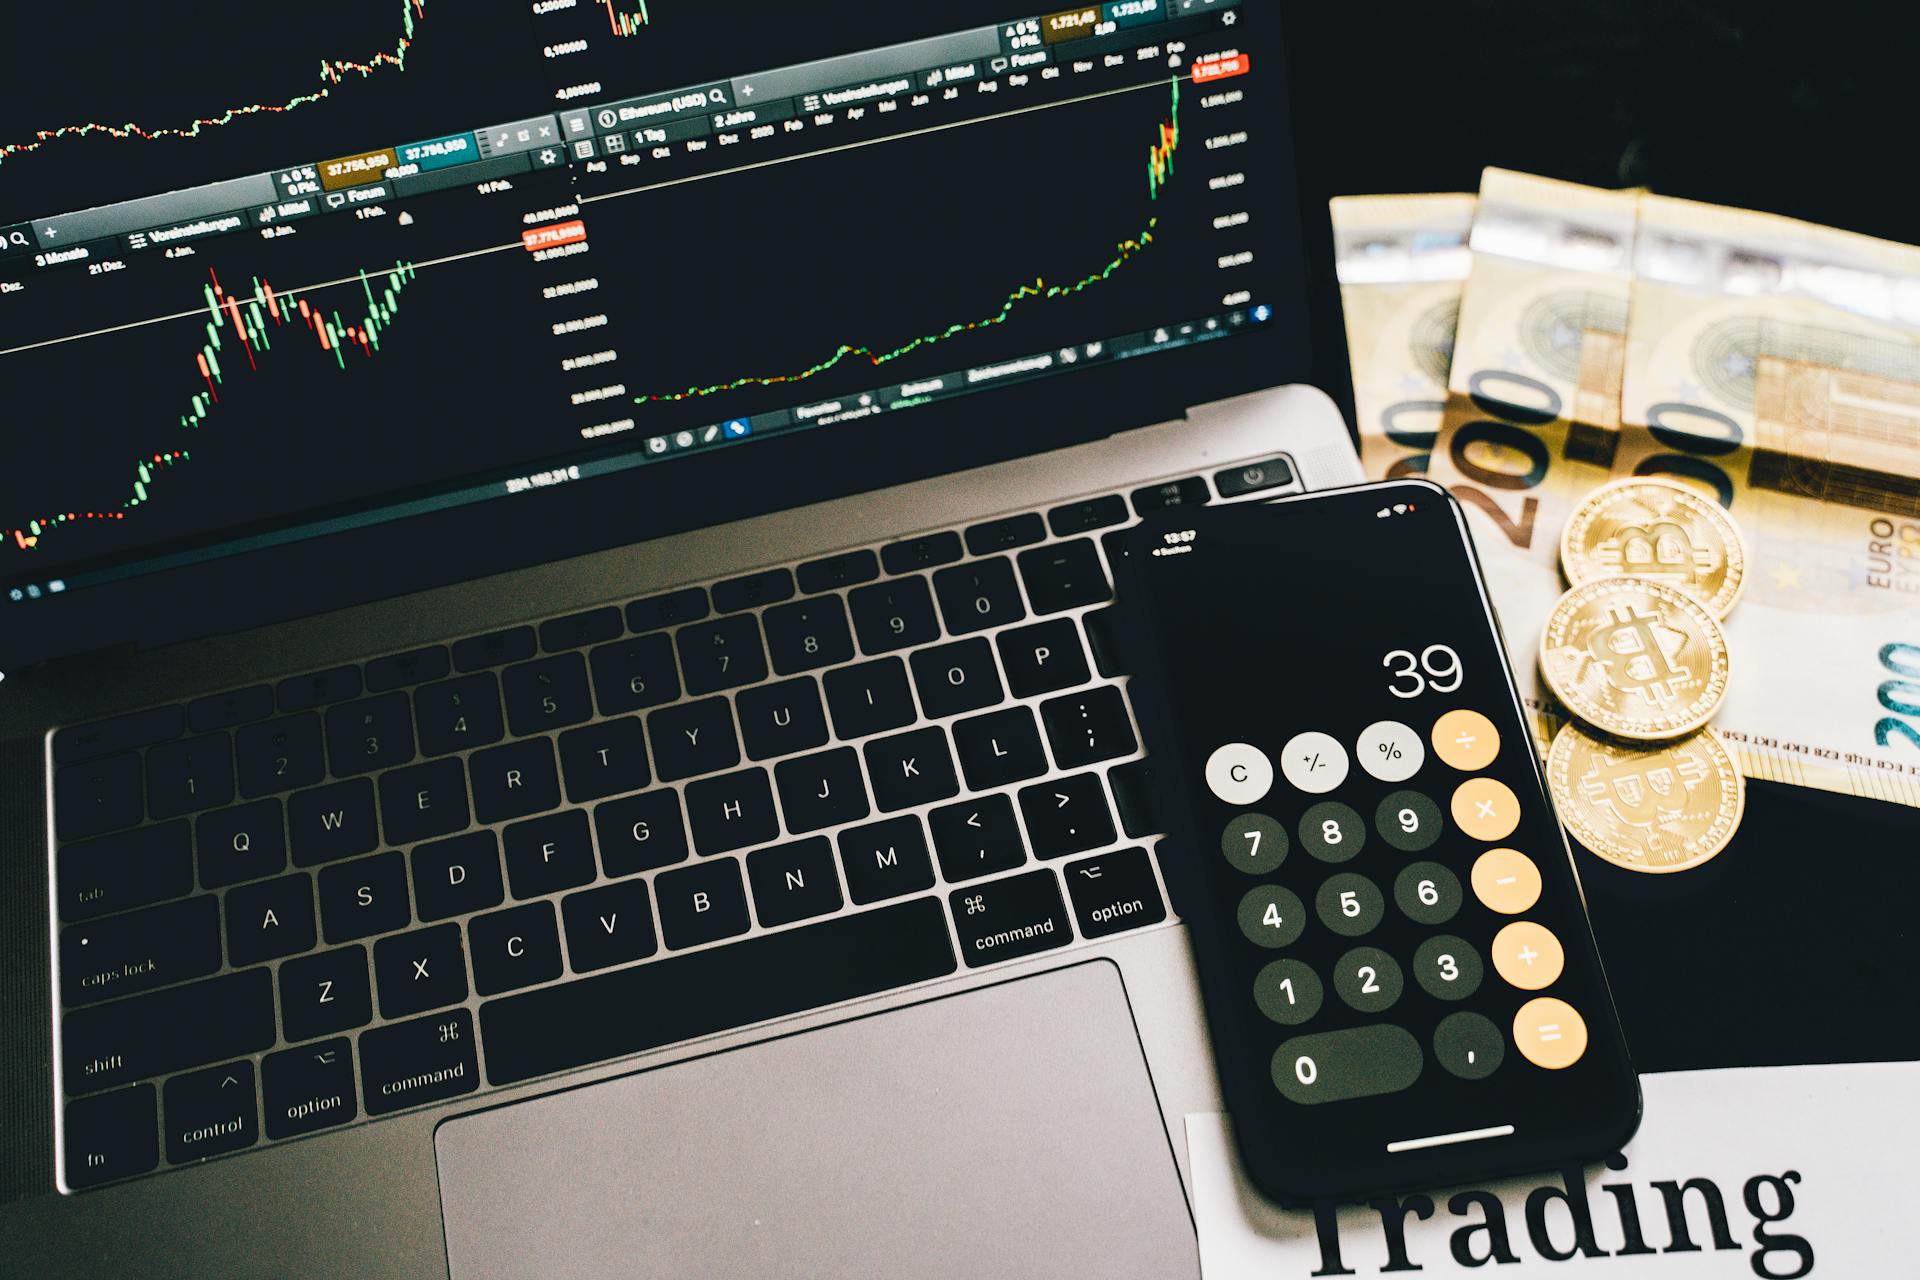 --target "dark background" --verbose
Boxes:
[1288,1,1920,1072]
